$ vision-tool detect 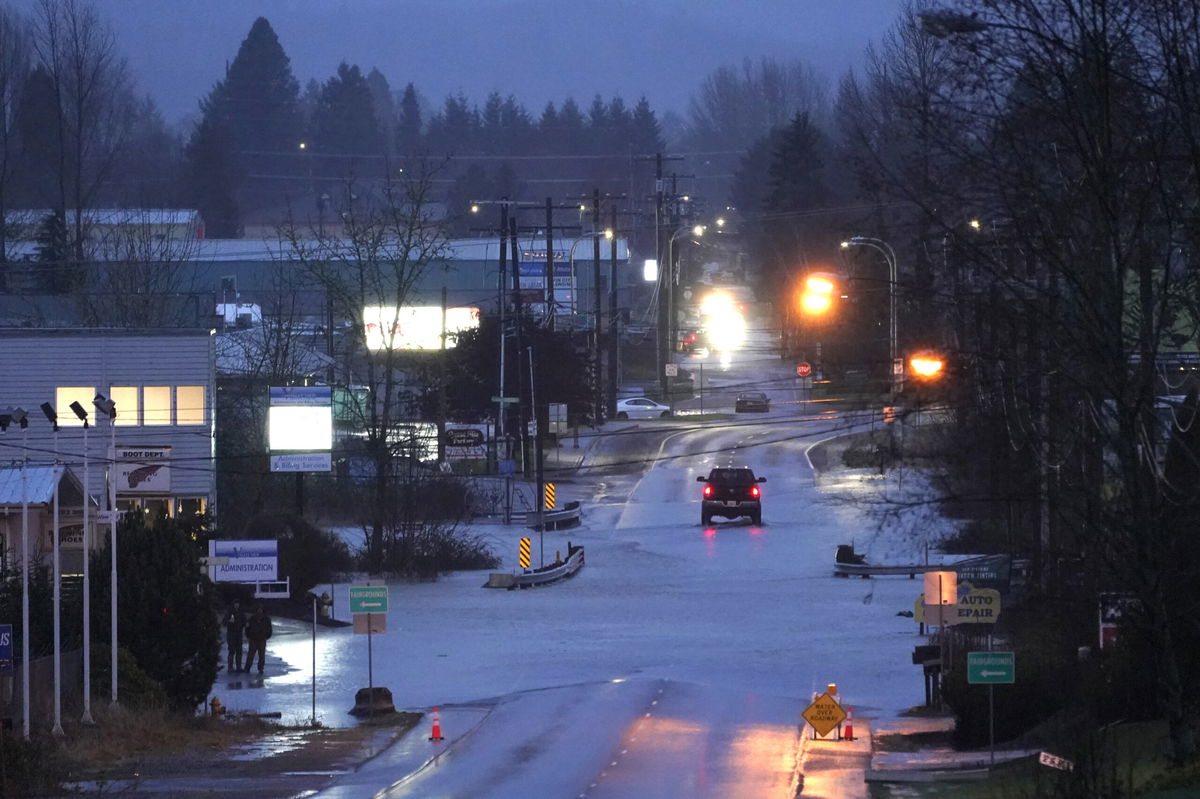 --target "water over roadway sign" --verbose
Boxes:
[801,692,847,737]
[967,651,1015,684]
